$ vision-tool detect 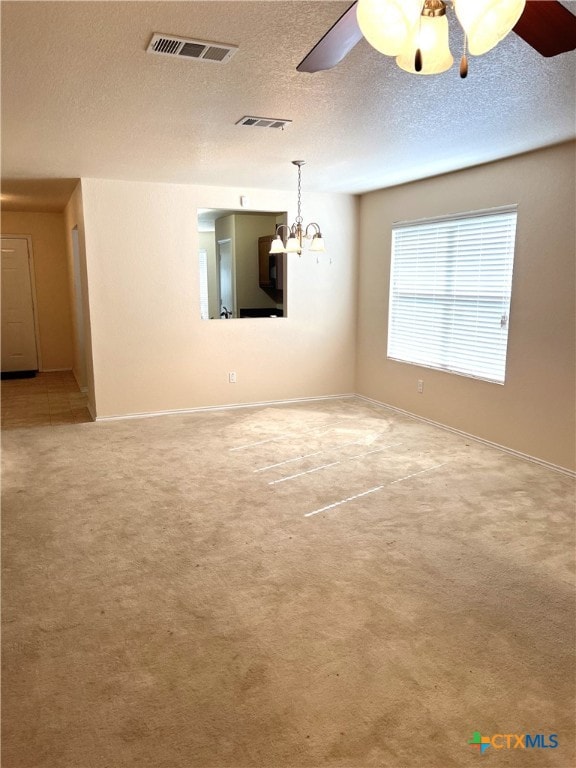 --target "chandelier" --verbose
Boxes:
[357,0,527,77]
[269,161,325,256]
